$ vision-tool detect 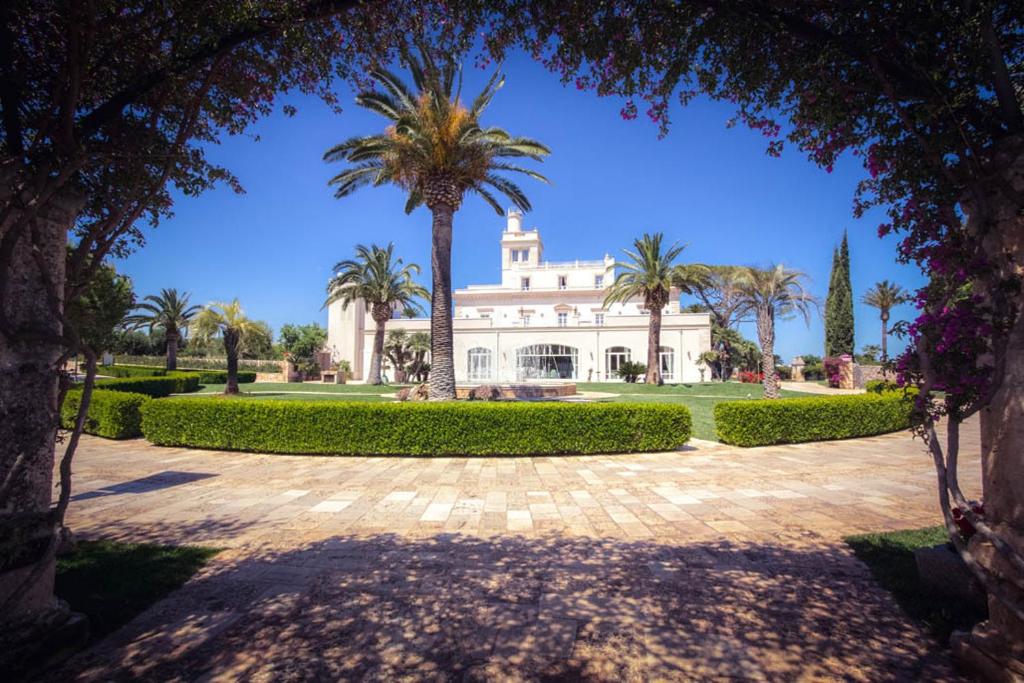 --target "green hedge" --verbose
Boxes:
[95,373,200,398]
[192,369,257,384]
[62,390,151,439]
[103,364,169,378]
[141,399,692,455]
[104,364,255,385]
[714,393,913,447]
